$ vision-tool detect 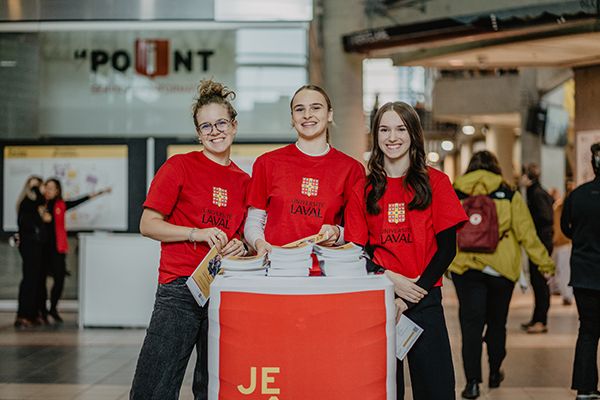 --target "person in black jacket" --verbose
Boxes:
[561,142,600,400]
[520,163,554,334]
[14,176,51,328]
